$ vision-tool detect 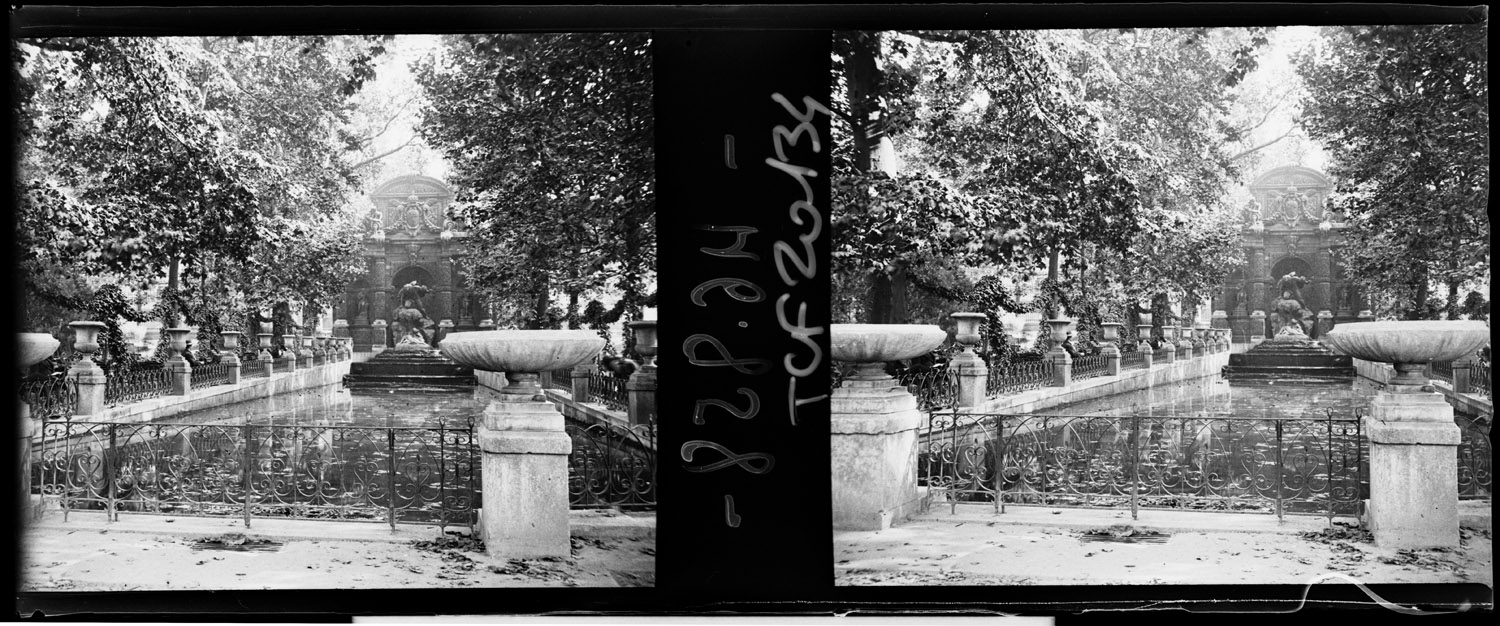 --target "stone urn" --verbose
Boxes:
[19,333,60,374]
[830,324,948,382]
[1323,321,1489,392]
[829,324,946,532]
[439,330,604,559]
[627,320,658,368]
[1320,320,1488,550]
